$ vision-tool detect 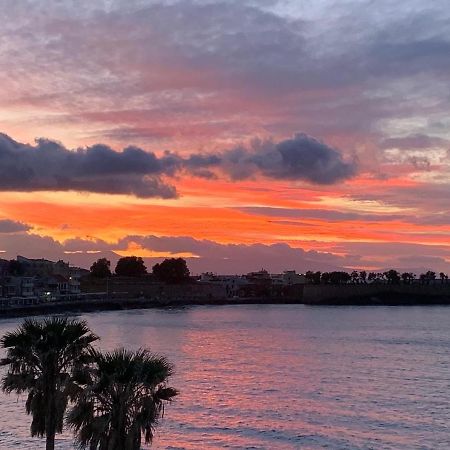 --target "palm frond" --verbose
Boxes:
[68,347,178,450]
[1,317,99,446]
